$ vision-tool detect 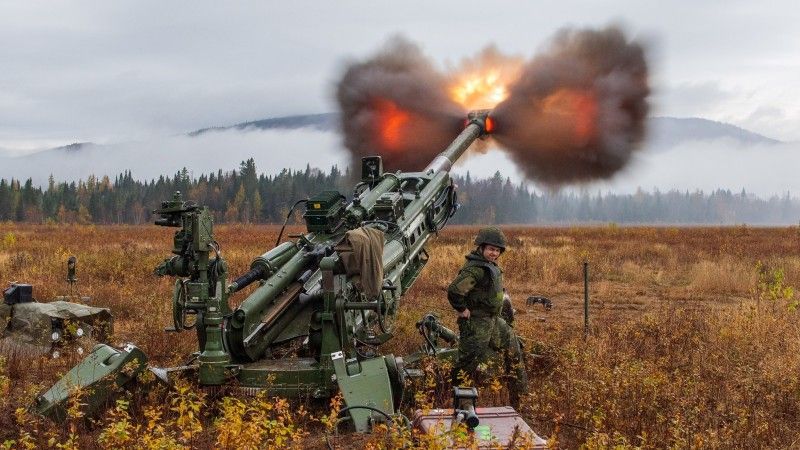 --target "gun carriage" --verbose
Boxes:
[36,111,499,432]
